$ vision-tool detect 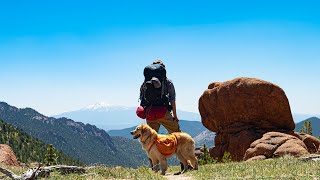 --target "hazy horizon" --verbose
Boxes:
[1,101,319,124]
